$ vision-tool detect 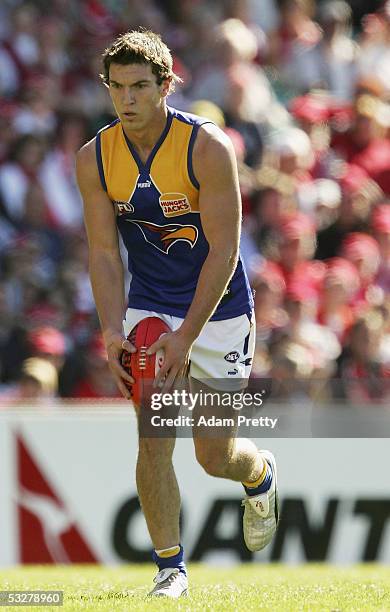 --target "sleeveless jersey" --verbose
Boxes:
[95,106,253,321]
